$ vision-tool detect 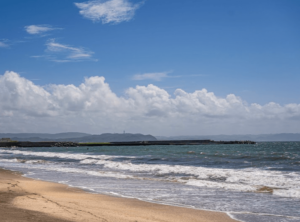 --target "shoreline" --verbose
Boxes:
[0,139,256,148]
[0,167,237,222]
